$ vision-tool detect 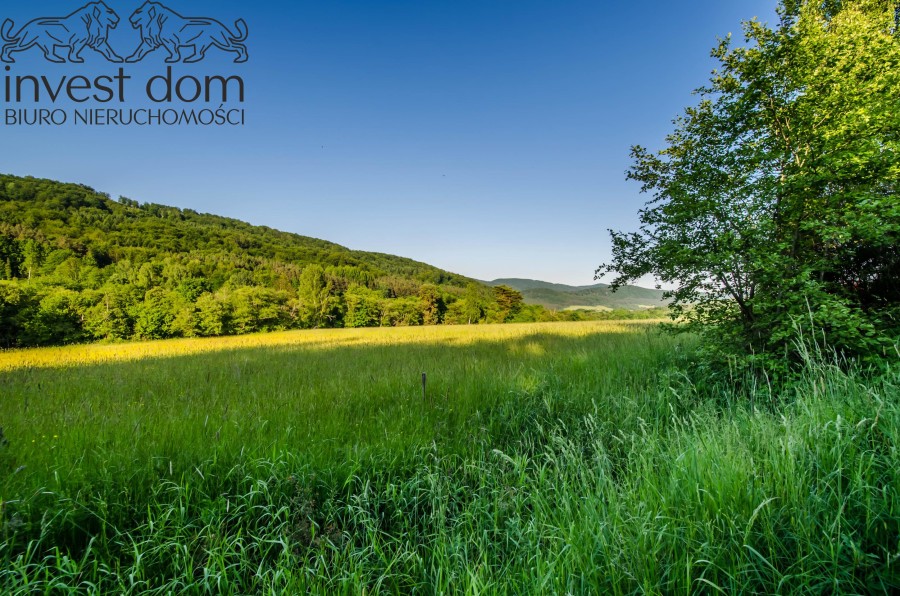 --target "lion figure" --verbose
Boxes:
[126,2,248,64]
[1,2,124,63]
